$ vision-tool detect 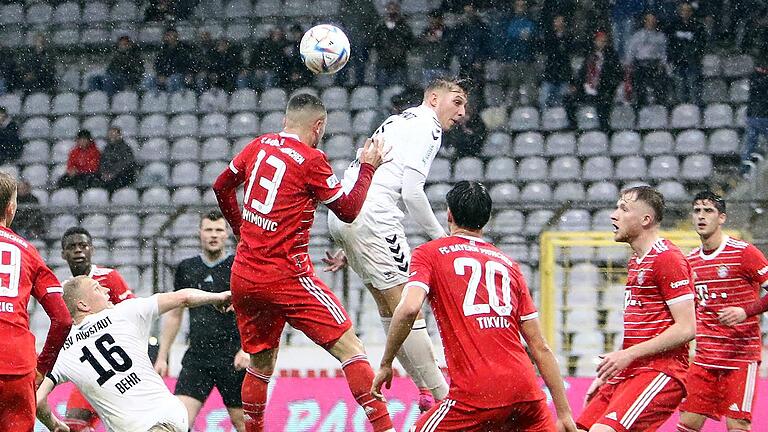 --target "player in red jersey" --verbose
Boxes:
[59,226,135,431]
[372,181,578,432]
[0,171,73,430]
[213,93,395,432]
[676,192,768,432]
[577,186,696,432]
